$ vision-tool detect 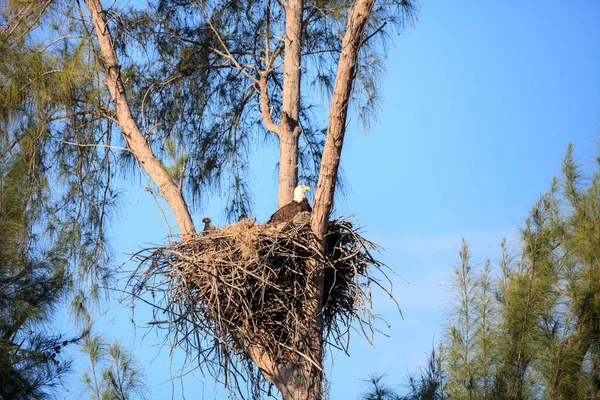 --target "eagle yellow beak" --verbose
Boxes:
[303,185,311,192]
